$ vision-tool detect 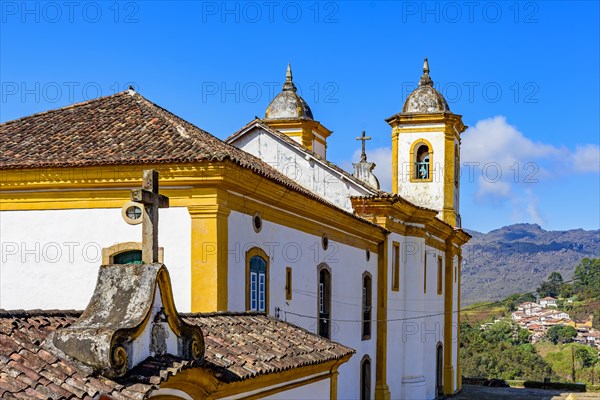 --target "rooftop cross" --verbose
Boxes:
[356,130,372,162]
[131,170,169,263]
